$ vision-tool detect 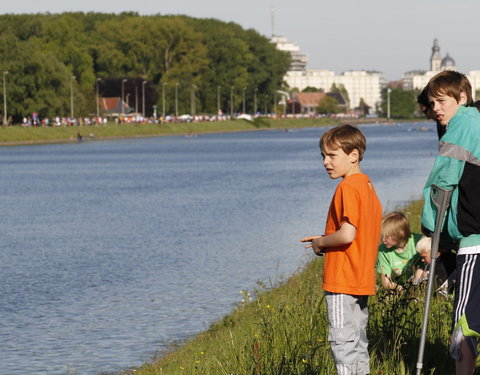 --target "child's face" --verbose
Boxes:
[420,251,431,264]
[321,145,358,179]
[382,236,398,249]
[429,91,466,126]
